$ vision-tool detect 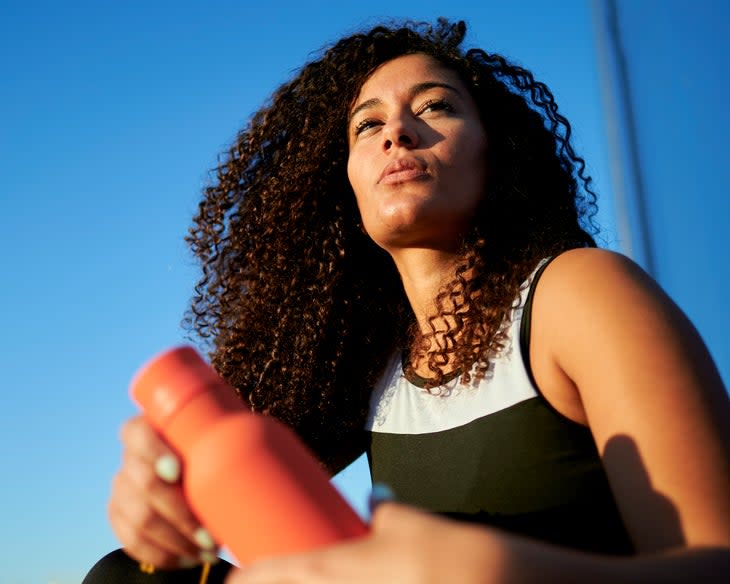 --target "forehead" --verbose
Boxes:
[353,53,464,103]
